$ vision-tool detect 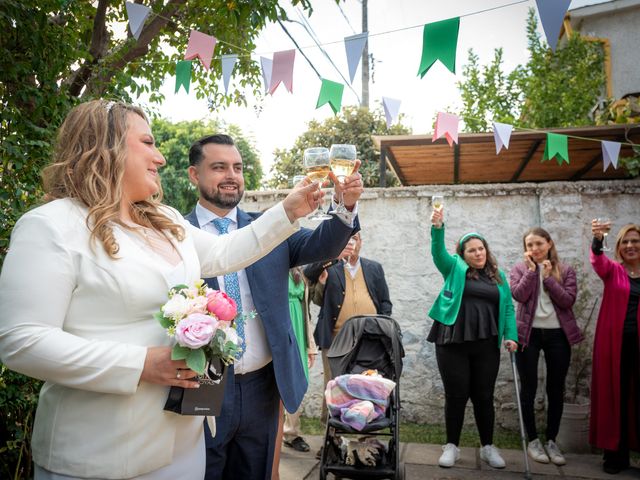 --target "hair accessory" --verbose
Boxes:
[459,232,485,245]
[105,101,115,113]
